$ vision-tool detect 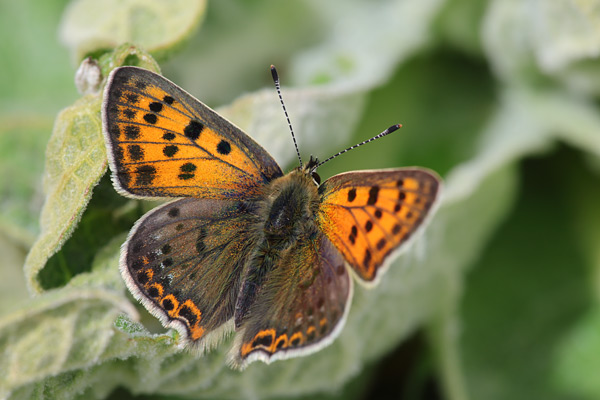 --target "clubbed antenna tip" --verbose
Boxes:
[317,124,403,168]
[270,65,279,83]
